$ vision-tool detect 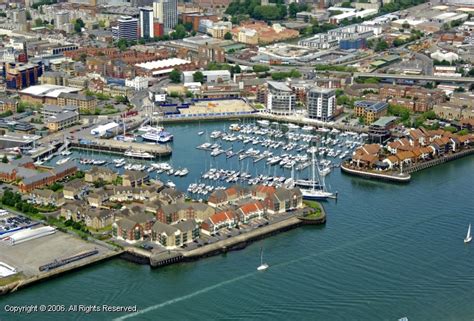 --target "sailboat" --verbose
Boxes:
[300,148,337,200]
[464,223,472,243]
[257,247,269,271]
